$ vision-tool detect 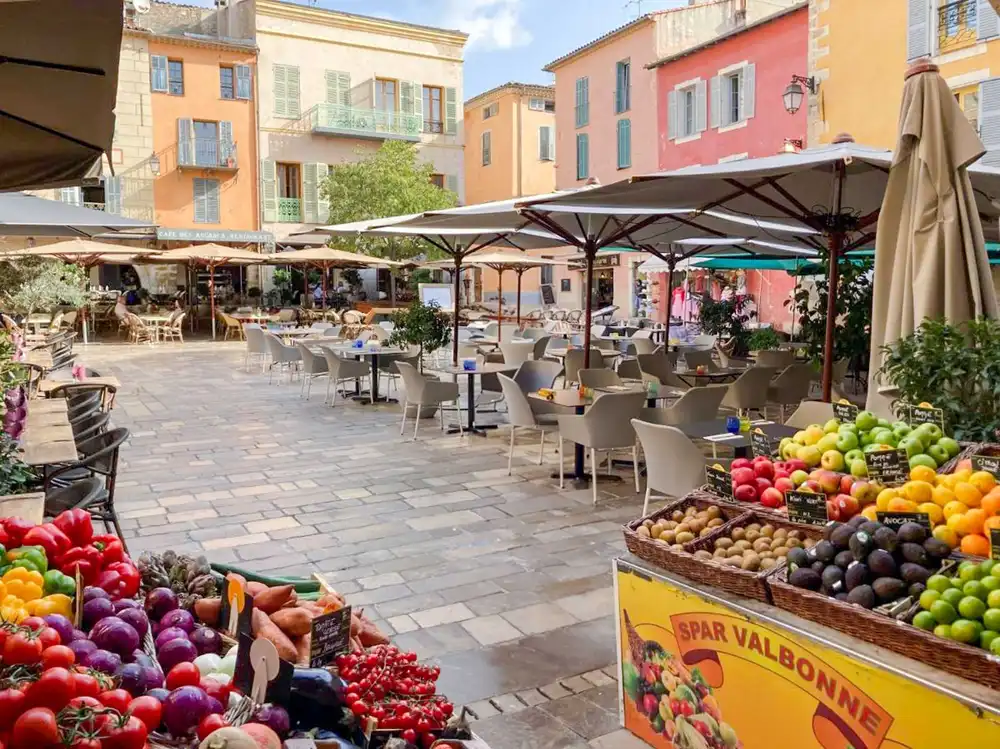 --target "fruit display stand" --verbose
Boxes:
[614,554,1000,749]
